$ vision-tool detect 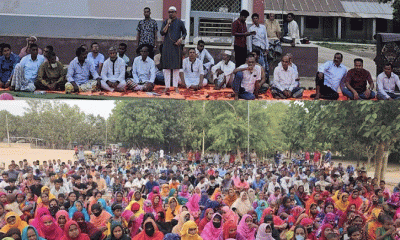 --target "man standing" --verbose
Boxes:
[232,10,255,67]
[282,13,300,47]
[232,54,261,100]
[160,6,187,93]
[376,63,400,100]
[195,40,214,78]
[342,58,375,100]
[180,48,207,90]
[312,53,347,100]
[11,44,44,92]
[137,7,158,59]
[0,44,20,89]
[100,47,126,92]
[65,47,101,93]
[87,42,104,74]
[248,13,269,79]
[271,55,303,99]
[127,46,156,92]
[36,51,66,90]
[211,50,235,89]
[265,13,282,58]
